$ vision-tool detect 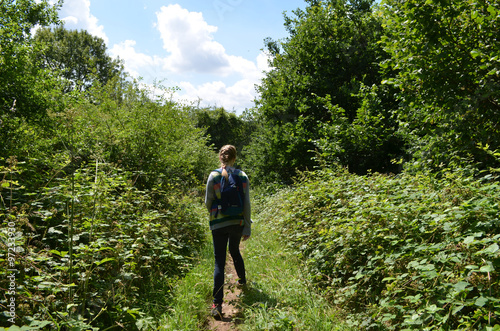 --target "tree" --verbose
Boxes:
[258,0,382,123]
[0,0,61,118]
[247,0,396,183]
[381,0,500,172]
[190,107,256,154]
[33,26,124,92]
